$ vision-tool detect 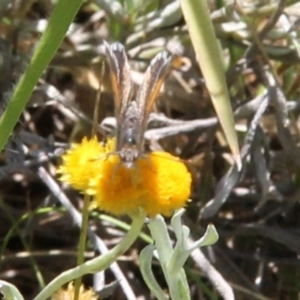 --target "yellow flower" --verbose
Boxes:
[58,137,191,217]
[57,137,114,192]
[51,282,98,300]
